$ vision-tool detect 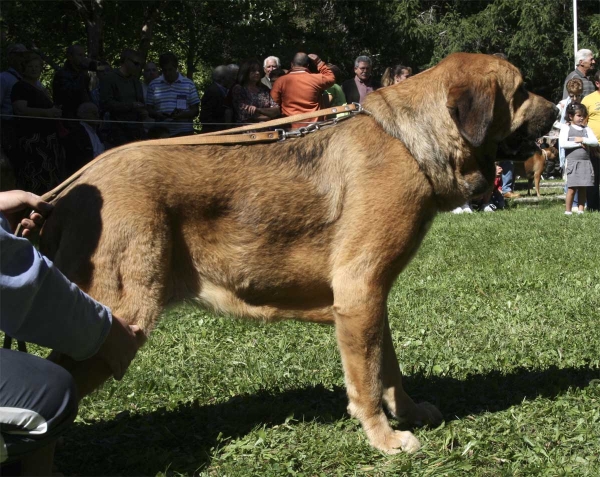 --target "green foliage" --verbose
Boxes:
[1,1,599,100]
